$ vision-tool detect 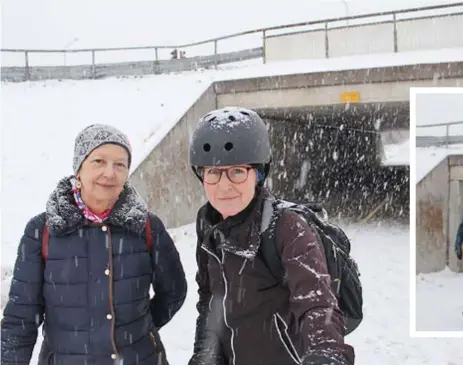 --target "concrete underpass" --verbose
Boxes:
[256,103,410,222]
[130,61,462,229]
